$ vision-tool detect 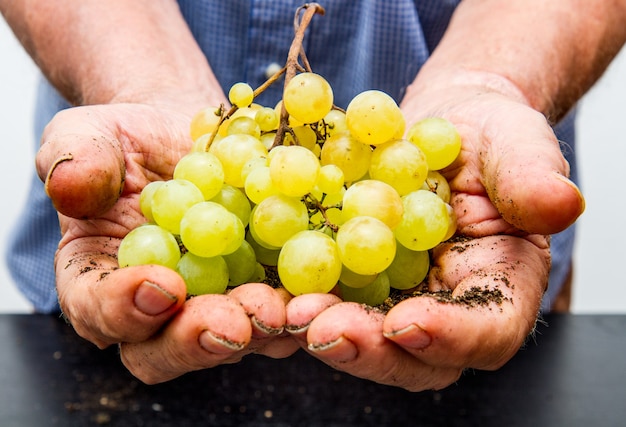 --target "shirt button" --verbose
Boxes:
[264,62,283,79]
